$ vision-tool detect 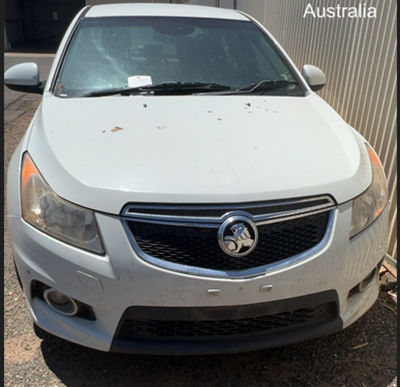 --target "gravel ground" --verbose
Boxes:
[4,54,397,387]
